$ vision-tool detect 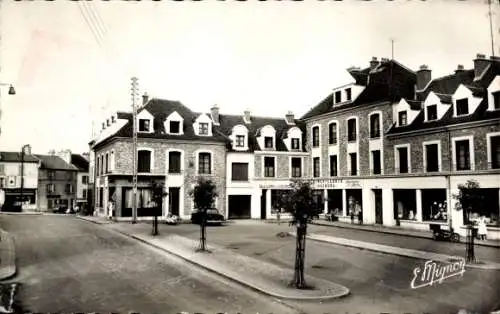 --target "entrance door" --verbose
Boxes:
[260,190,267,219]
[169,187,180,216]
[228,195,251,219]
[374,189,383,224]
